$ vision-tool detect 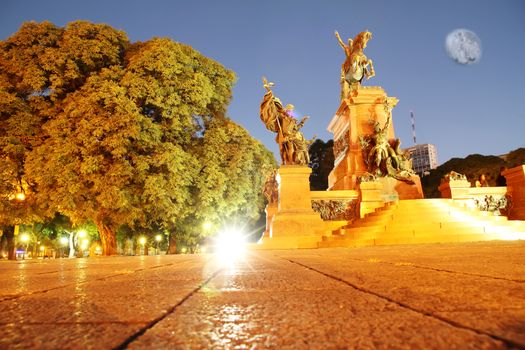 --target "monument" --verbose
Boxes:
[328,30,423,201]
[253,30,525,251]
[258,79,326,248]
